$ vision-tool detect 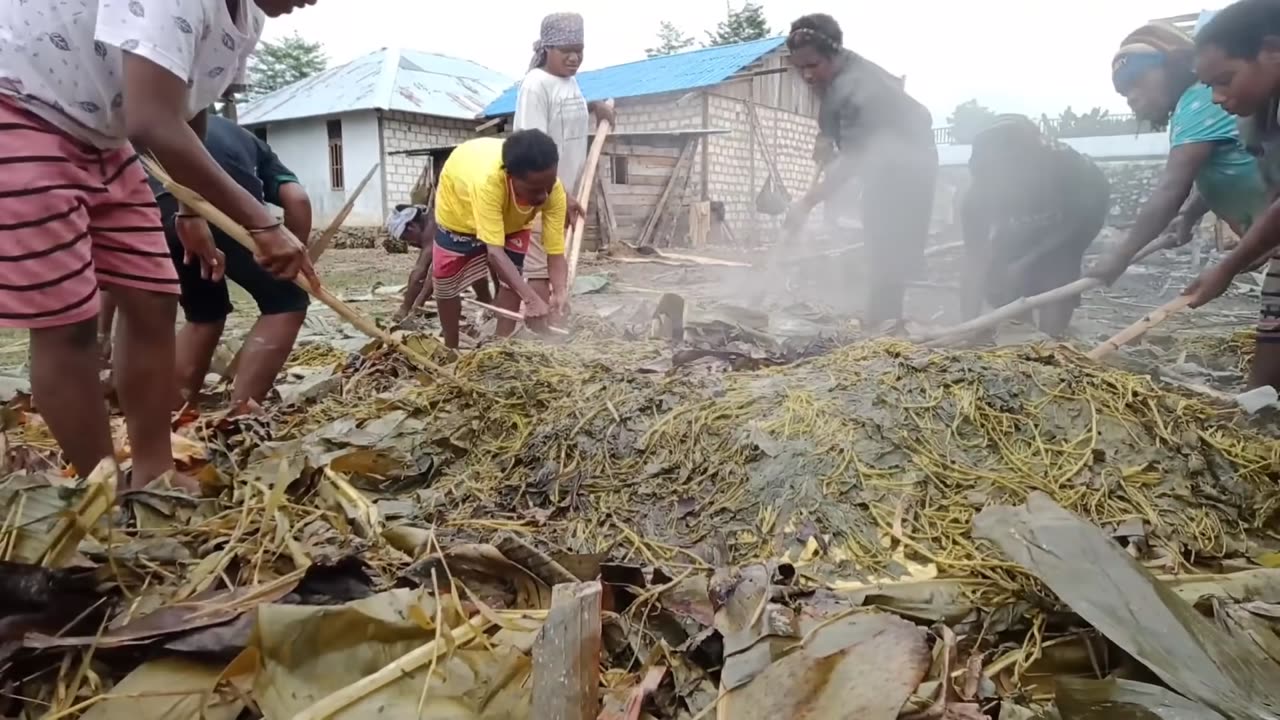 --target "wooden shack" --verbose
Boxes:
[585,129,728,252]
